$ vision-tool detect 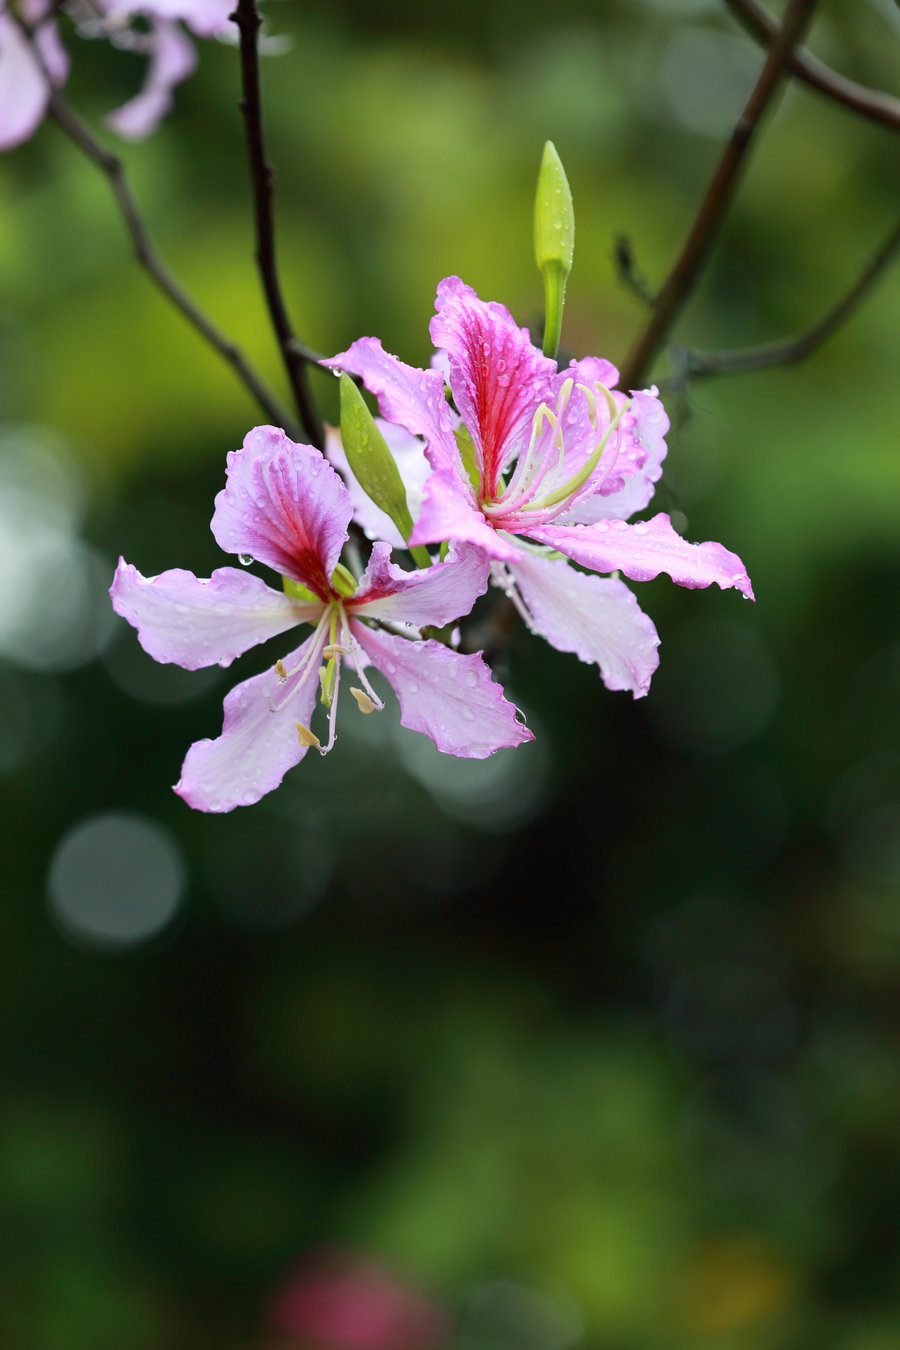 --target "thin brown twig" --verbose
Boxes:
[619,0,820,391]
[232,0,323,449]
[673,218,900,379]
[722,0,900,133]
